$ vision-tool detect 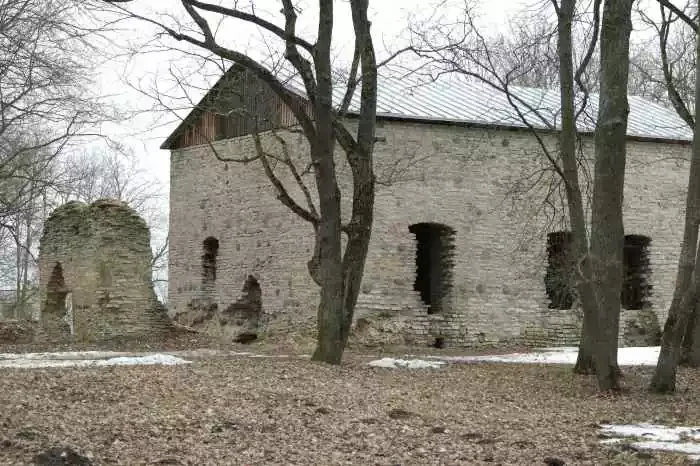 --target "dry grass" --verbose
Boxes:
[0,342,699,465]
